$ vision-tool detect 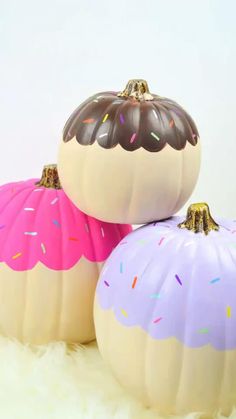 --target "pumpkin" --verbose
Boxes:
[0,164,131,344]
[94,203,236,416]
[58,79,201,224]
